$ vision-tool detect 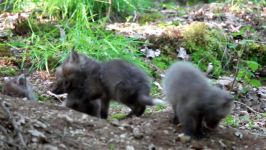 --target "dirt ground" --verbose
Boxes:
[0,94,265,150]
[0,1,266,149]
